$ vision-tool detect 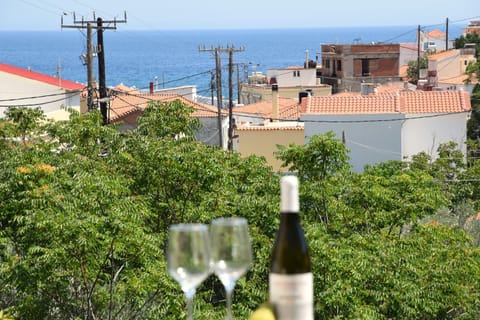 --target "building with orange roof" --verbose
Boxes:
[463,20,480,36]
[108,87,229,148]
[240,52,331,105]
[426,49,477,92]
[301,90,471,171]
[0,62,85,120]
[320,43,402,93]
[233,85,305,171]
[419,29,453,53]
